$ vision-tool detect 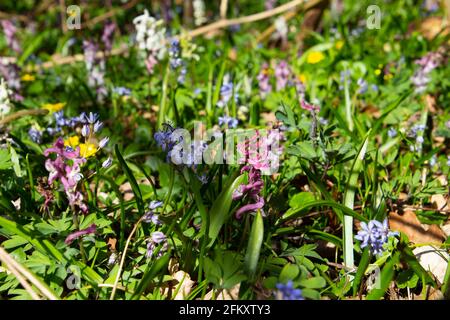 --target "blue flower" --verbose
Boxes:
[113,86,131,96]
[218,115,238,128]
[387,127,397,138]
[275,281,304,300]
[28,127,43,143]
[355,219,398,255]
